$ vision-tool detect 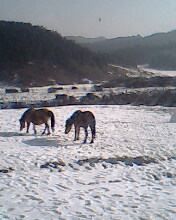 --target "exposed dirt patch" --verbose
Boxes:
[40,155,158,173]
[0,167,15,173]
[77,155,158,166]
